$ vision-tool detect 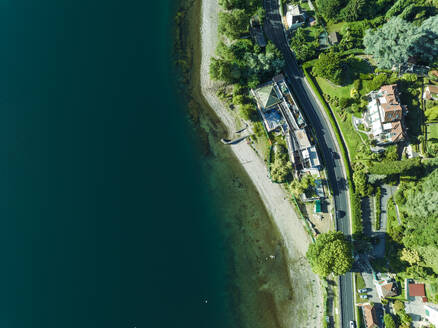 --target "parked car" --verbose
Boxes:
[349,321,356,328]
[358,288,367,293]
[360,294,370,299]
